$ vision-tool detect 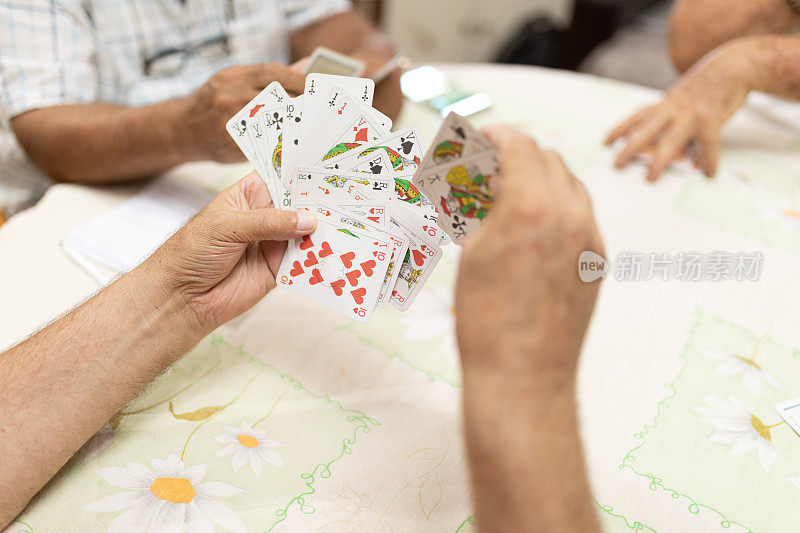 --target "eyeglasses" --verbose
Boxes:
[130,0,234,78]
[142,33,231,78]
